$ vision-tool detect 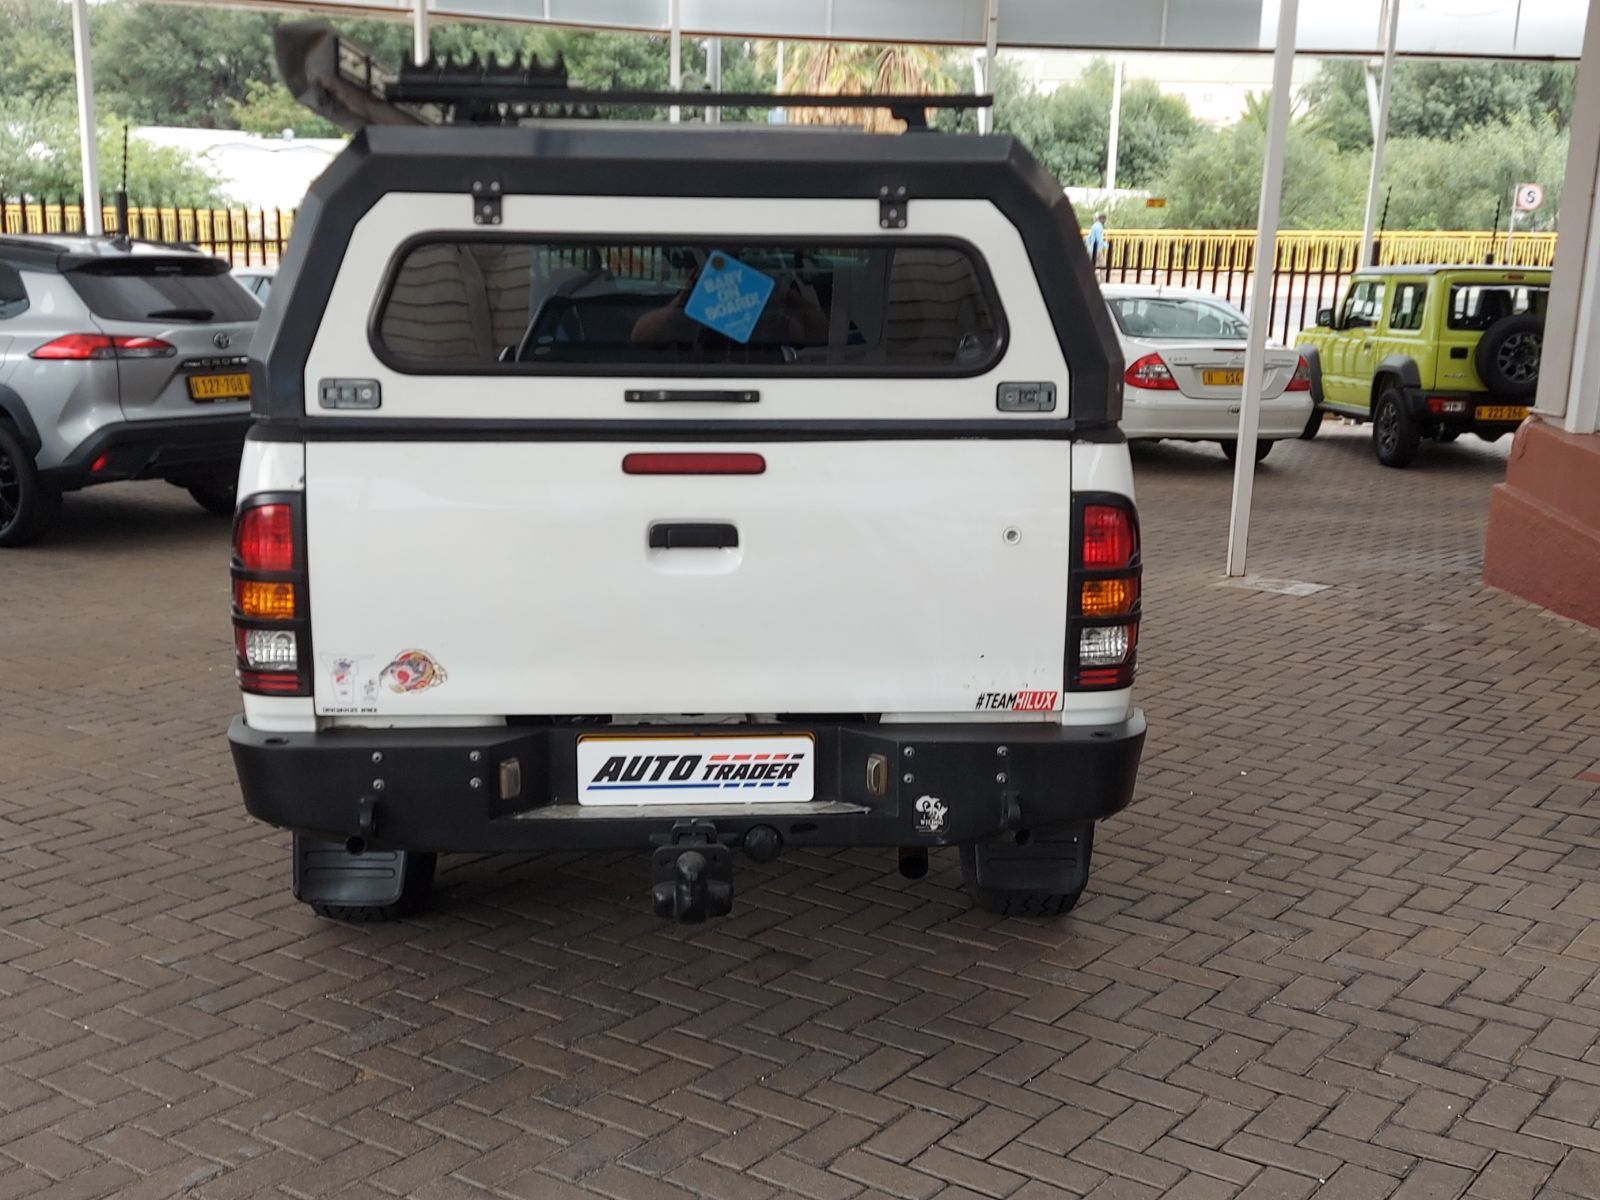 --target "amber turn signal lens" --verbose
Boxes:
[235,579,296,619]
[1081,577,1138,617]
